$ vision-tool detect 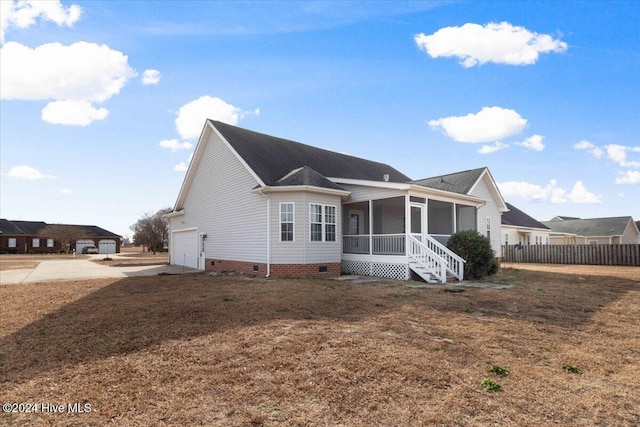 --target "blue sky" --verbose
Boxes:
[1,0,639,238]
